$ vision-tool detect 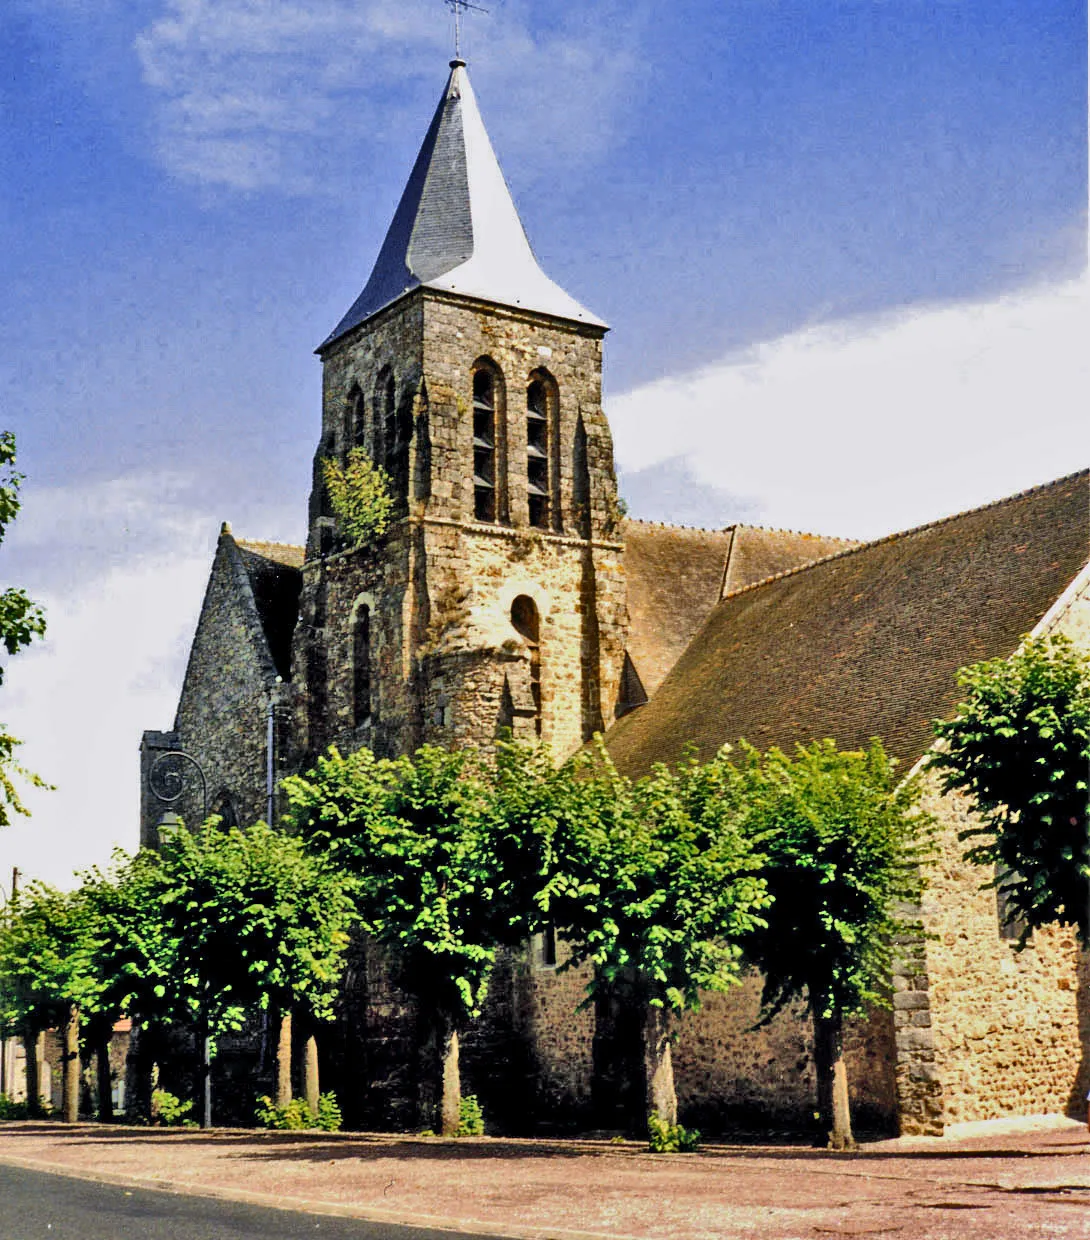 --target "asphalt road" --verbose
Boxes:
[0,1165,489,1240]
